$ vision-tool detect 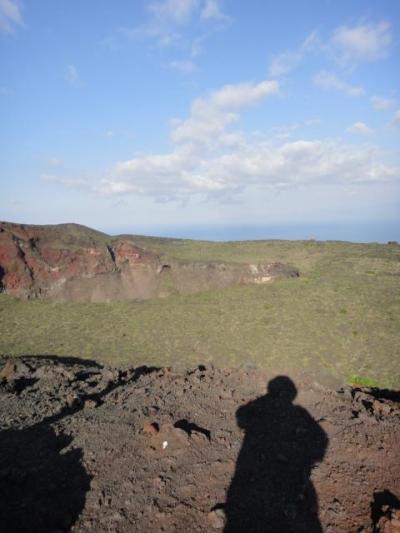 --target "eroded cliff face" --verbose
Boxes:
[0,222,299,302]
[0,222,160,301]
